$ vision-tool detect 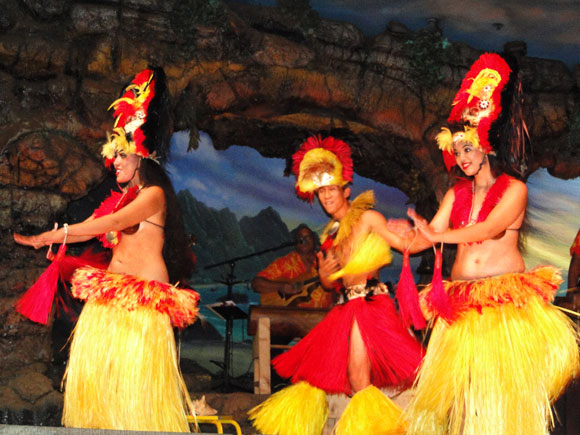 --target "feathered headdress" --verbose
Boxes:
[436,125,483,171]
[101,67,171,166]
[292,135,353,202]
[439,53,512,170]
